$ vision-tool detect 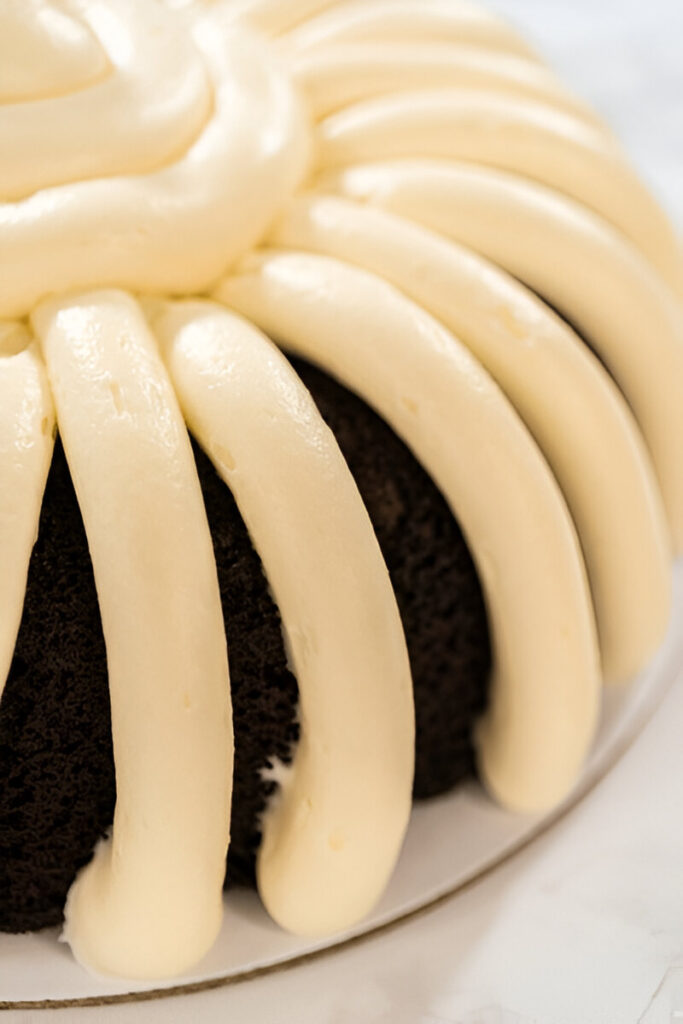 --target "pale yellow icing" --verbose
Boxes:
[291,42,602,122]
[323,160,683,550]
[0,0,680,983]
[0,332,54,701]
[151,298,414,935]
[271,196,672,682]
[201,0,338,35]
[31,291,233,979]
[1,0,211,201]
[0,9,309,319]
[315,93,682,294]
[0,0,108,102]
[217,251,602,812]
[282,0,538,60]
